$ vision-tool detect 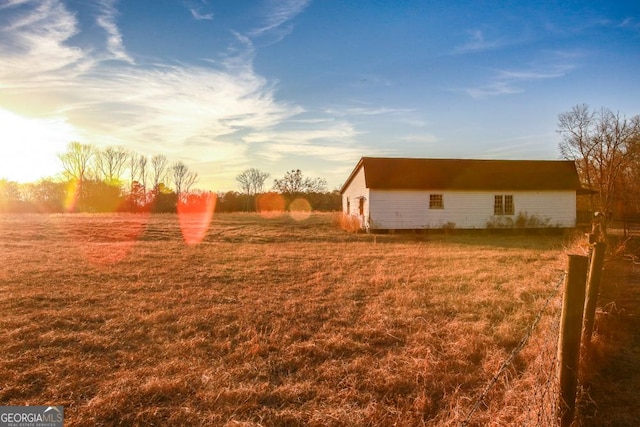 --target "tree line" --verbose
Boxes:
[217,168,339,213]
[0,143,340,214]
